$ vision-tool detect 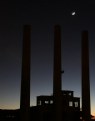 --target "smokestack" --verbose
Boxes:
[53,25,62,121]
[81,31,91,121]
[20,25,31,121]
